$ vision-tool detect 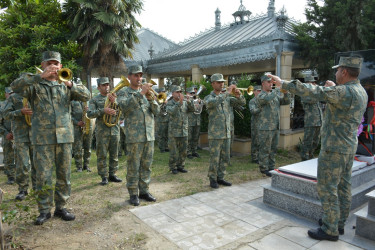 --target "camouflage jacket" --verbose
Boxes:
[301,96,323,127]
[187,100,203,126]
[257,89,290,131]
[157,103,169,123]
[204,91,246,140]
[87,94,119,136]
[166,98,195,137]
[3,93,31,143]
[11,74,90,145]
[0,100,12,137]
[282,79,367,154]
[248,97,262,129]
[118,87,160,143]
